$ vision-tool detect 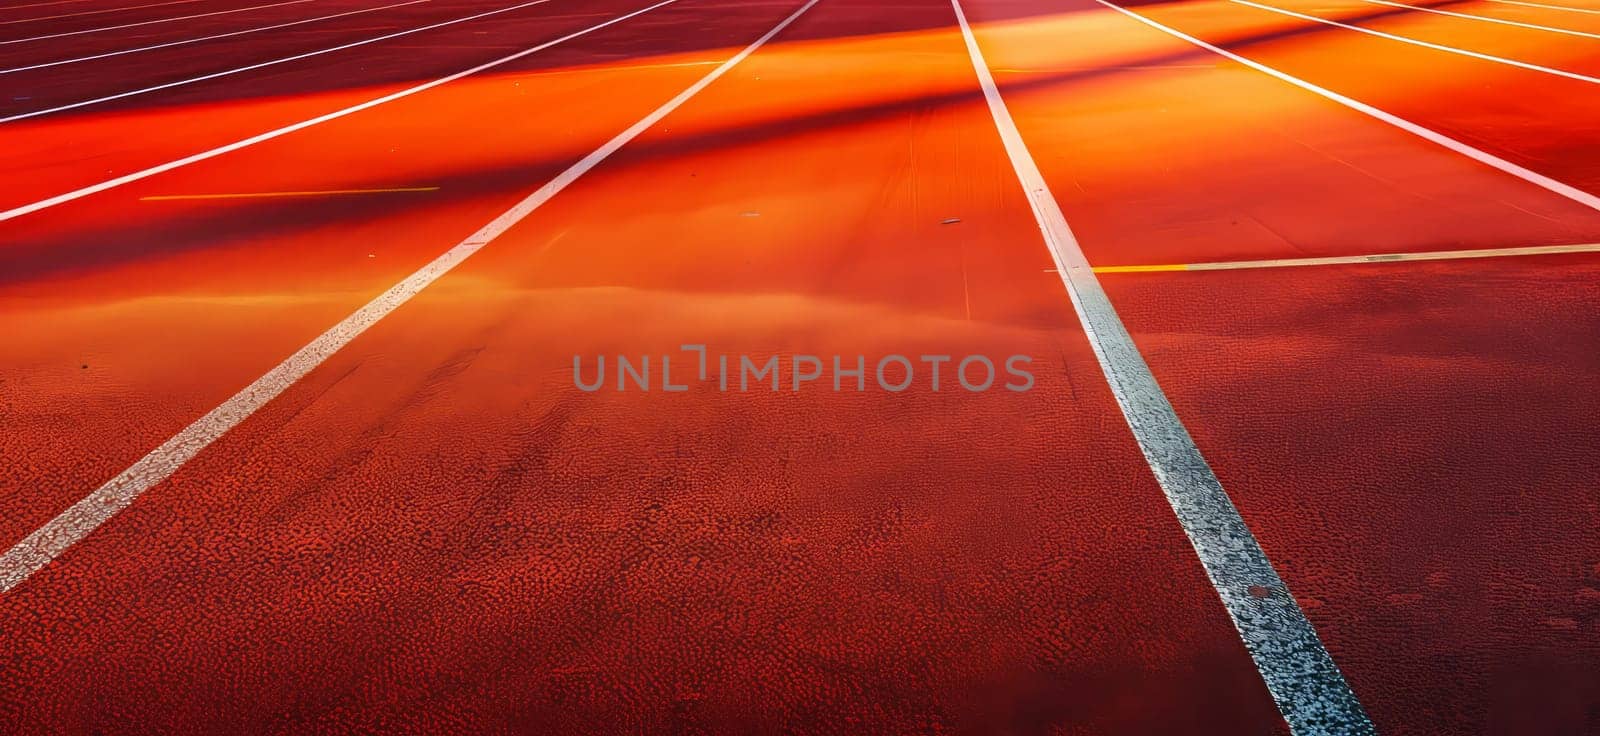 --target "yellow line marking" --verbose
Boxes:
[141,187,439,201]
[1092,263,1188,273]
[1092,243,1600,273]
